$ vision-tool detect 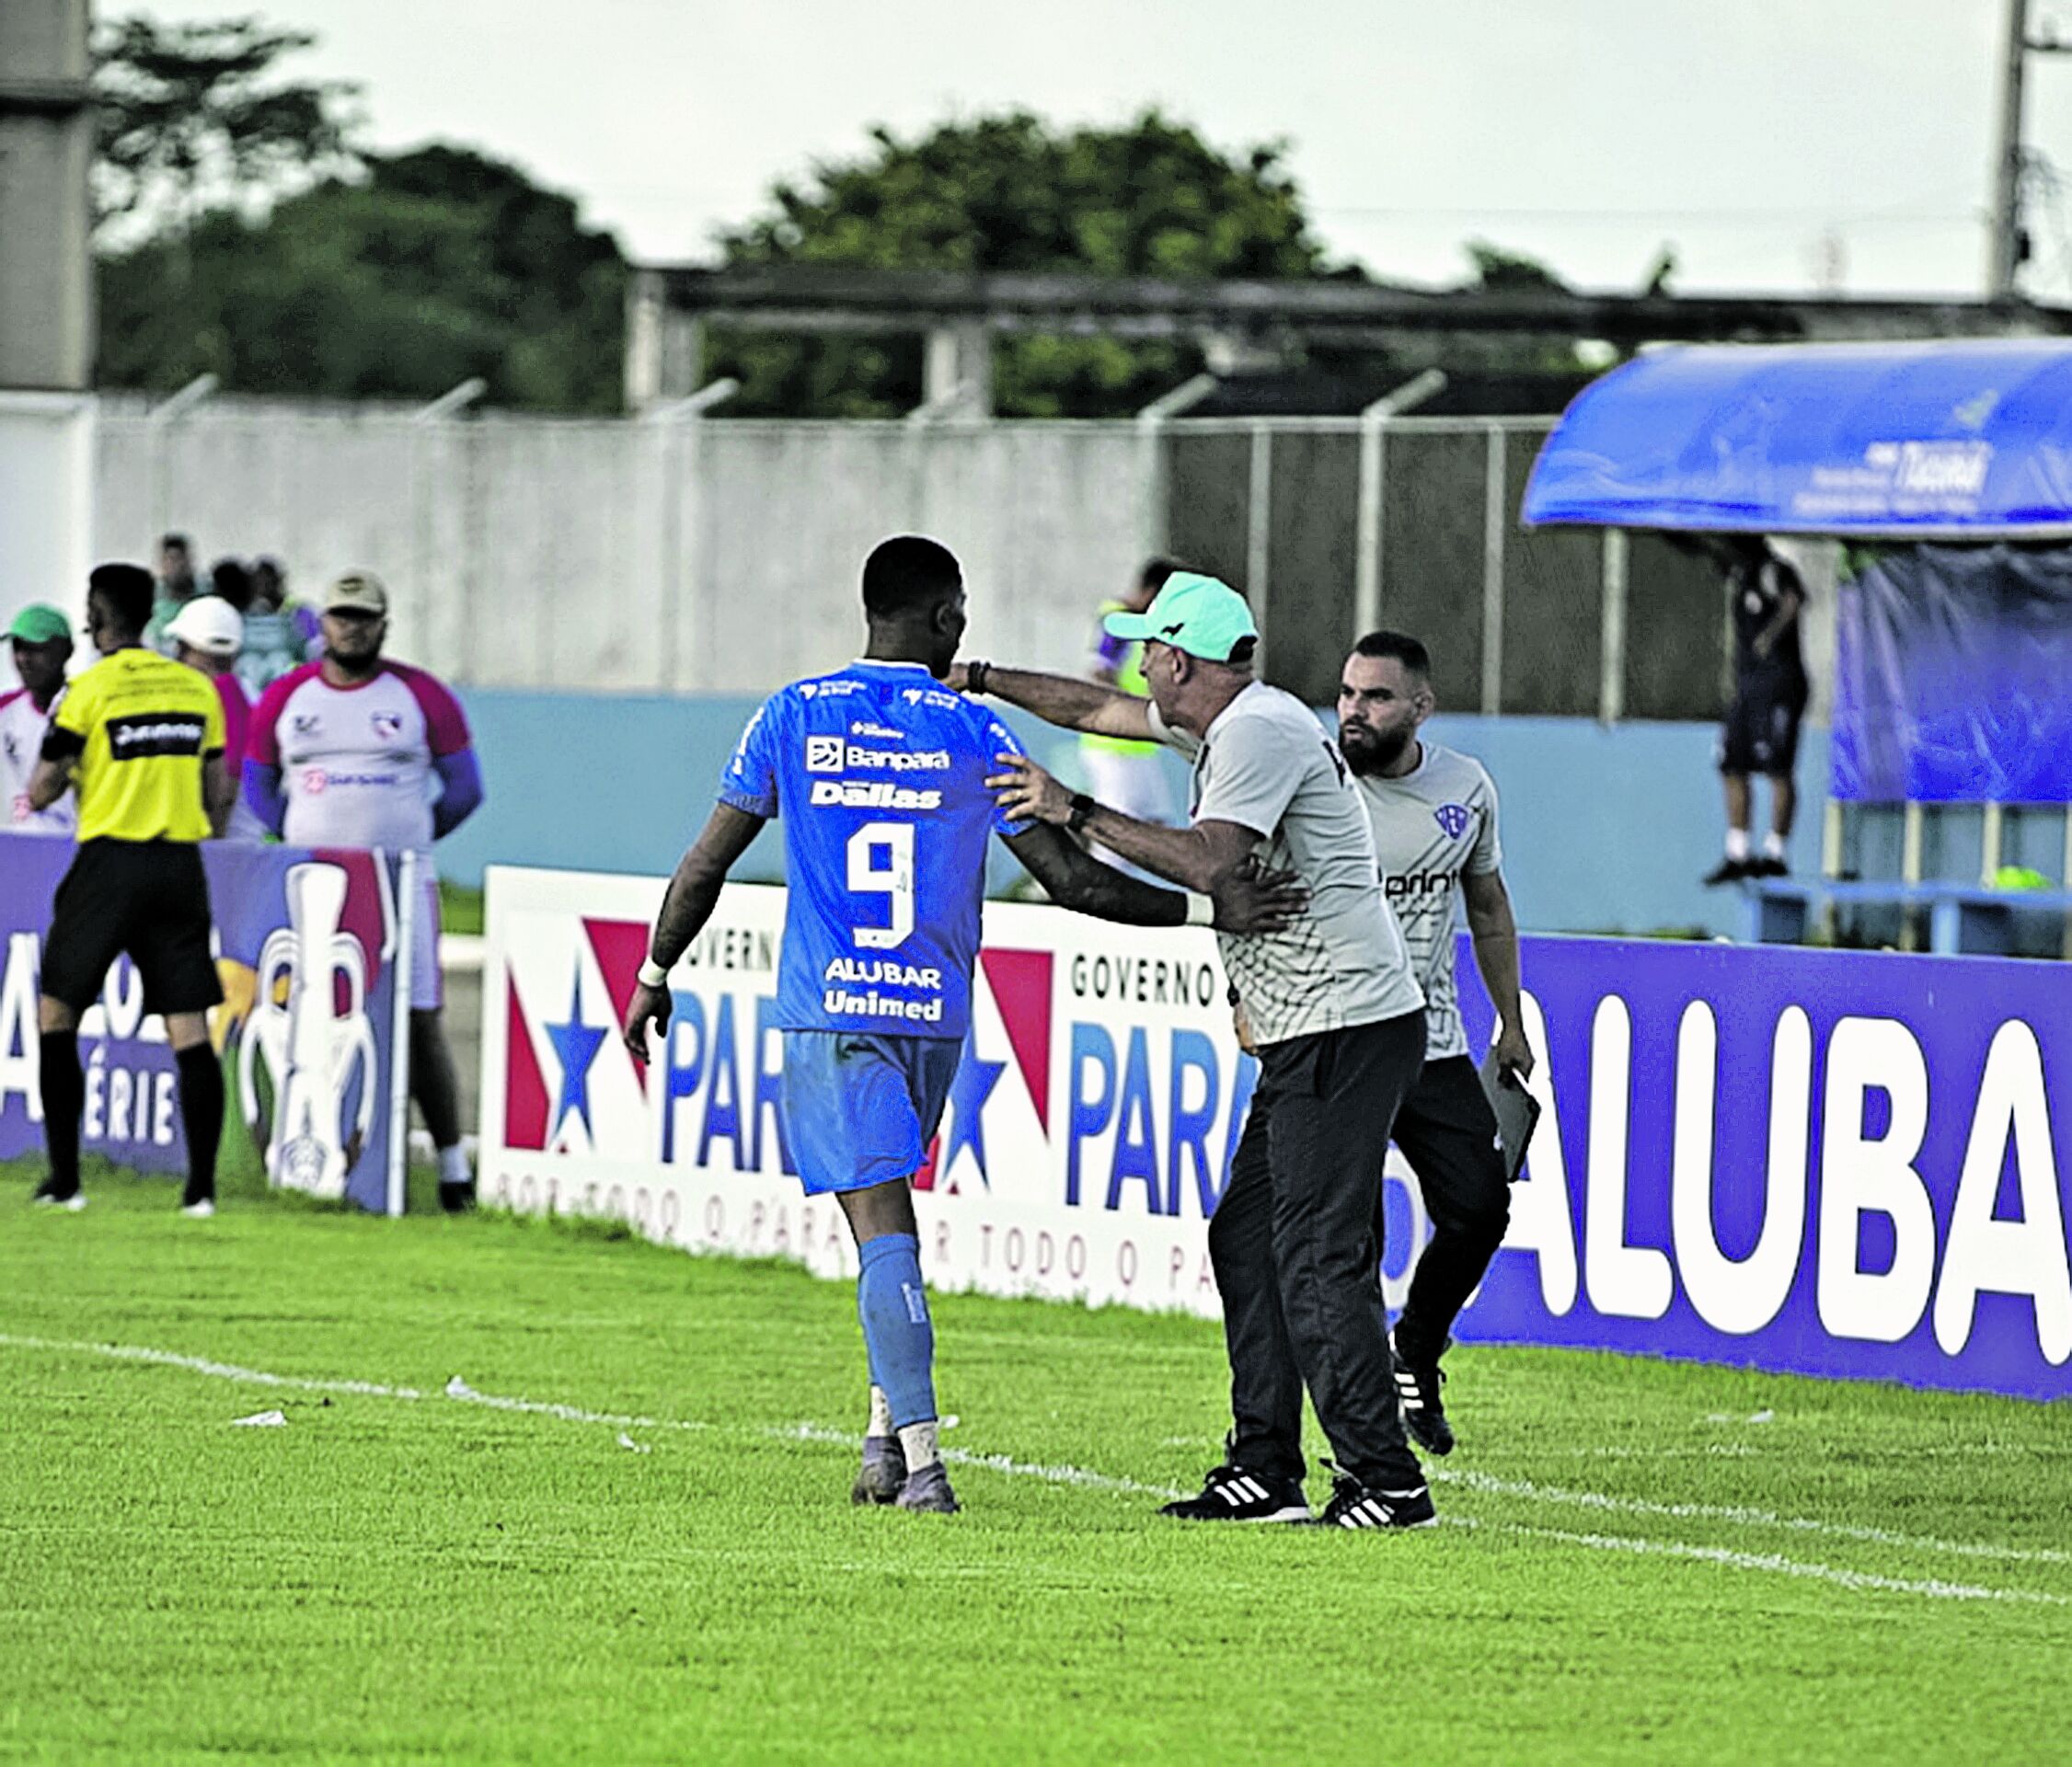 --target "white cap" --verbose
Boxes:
[166,594,244,660]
